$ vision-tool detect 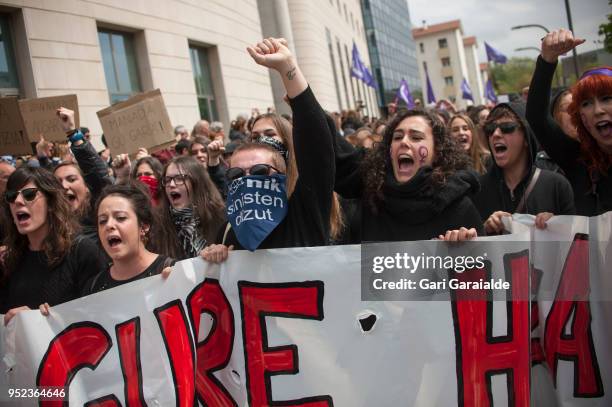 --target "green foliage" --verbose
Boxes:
[598,0,612,53]
[489,57,536,94]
